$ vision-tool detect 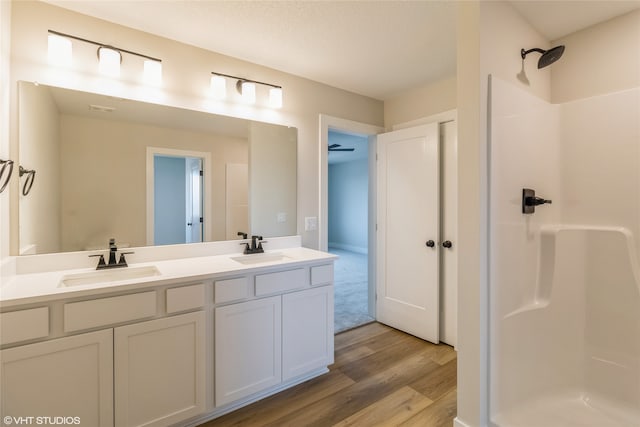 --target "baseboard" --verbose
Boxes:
[454,417,473,427]
[328,242,367,254]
